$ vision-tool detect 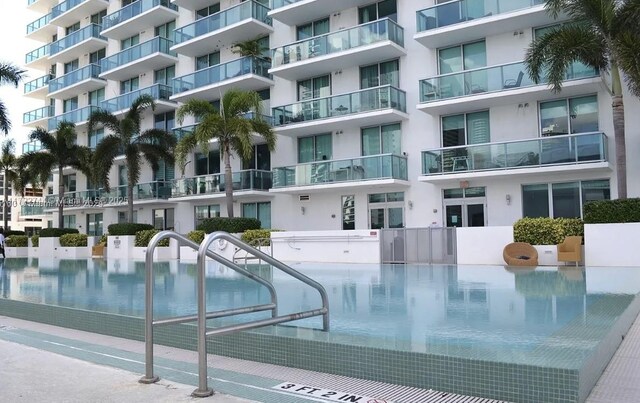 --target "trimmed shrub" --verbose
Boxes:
[107,223,154,236]
[584,198,640,223]
[60,233,88,247]
[197,217,261,234]
[514,217,584,245]
[99,233,108,246]
[39,228,80,238]
[135,229,169,247]
[241,229,280,246]
[31,235,39,247]
[555,218,584,238]
[6,235,28,247]
[187,230,205,244]
[6,230,26,236]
